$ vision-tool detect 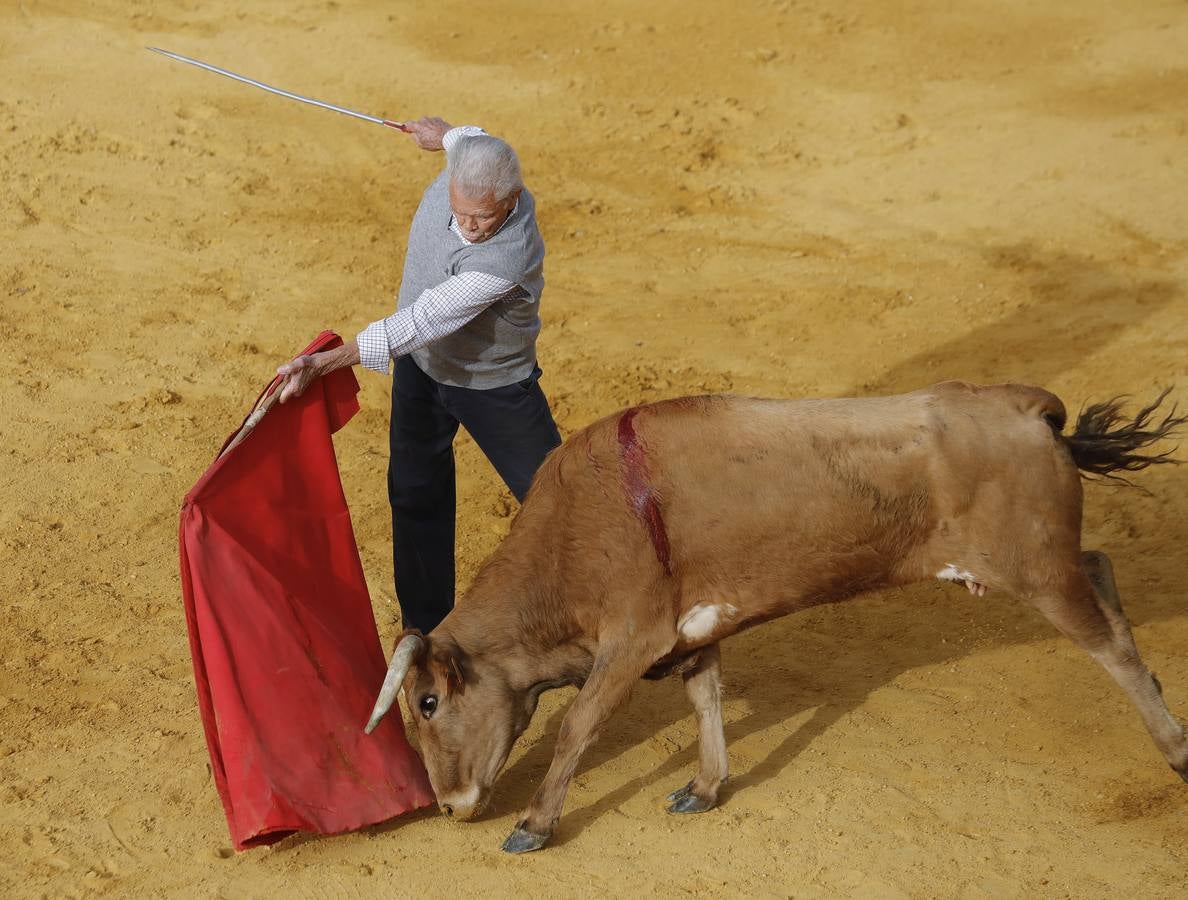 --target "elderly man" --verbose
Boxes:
[277,118,561,633]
